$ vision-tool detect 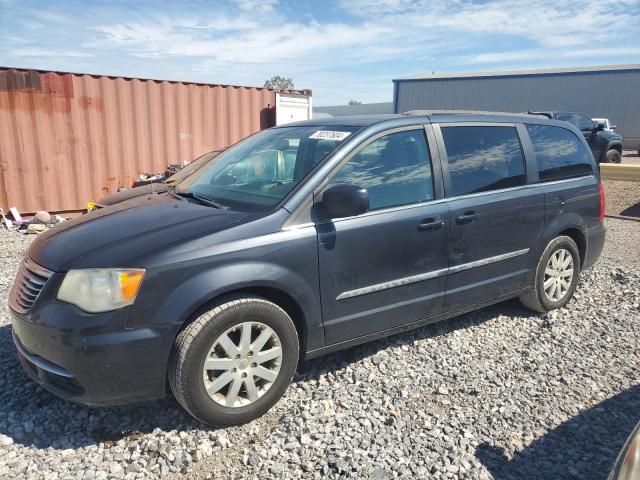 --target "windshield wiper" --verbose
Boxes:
[172,189,228,209]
